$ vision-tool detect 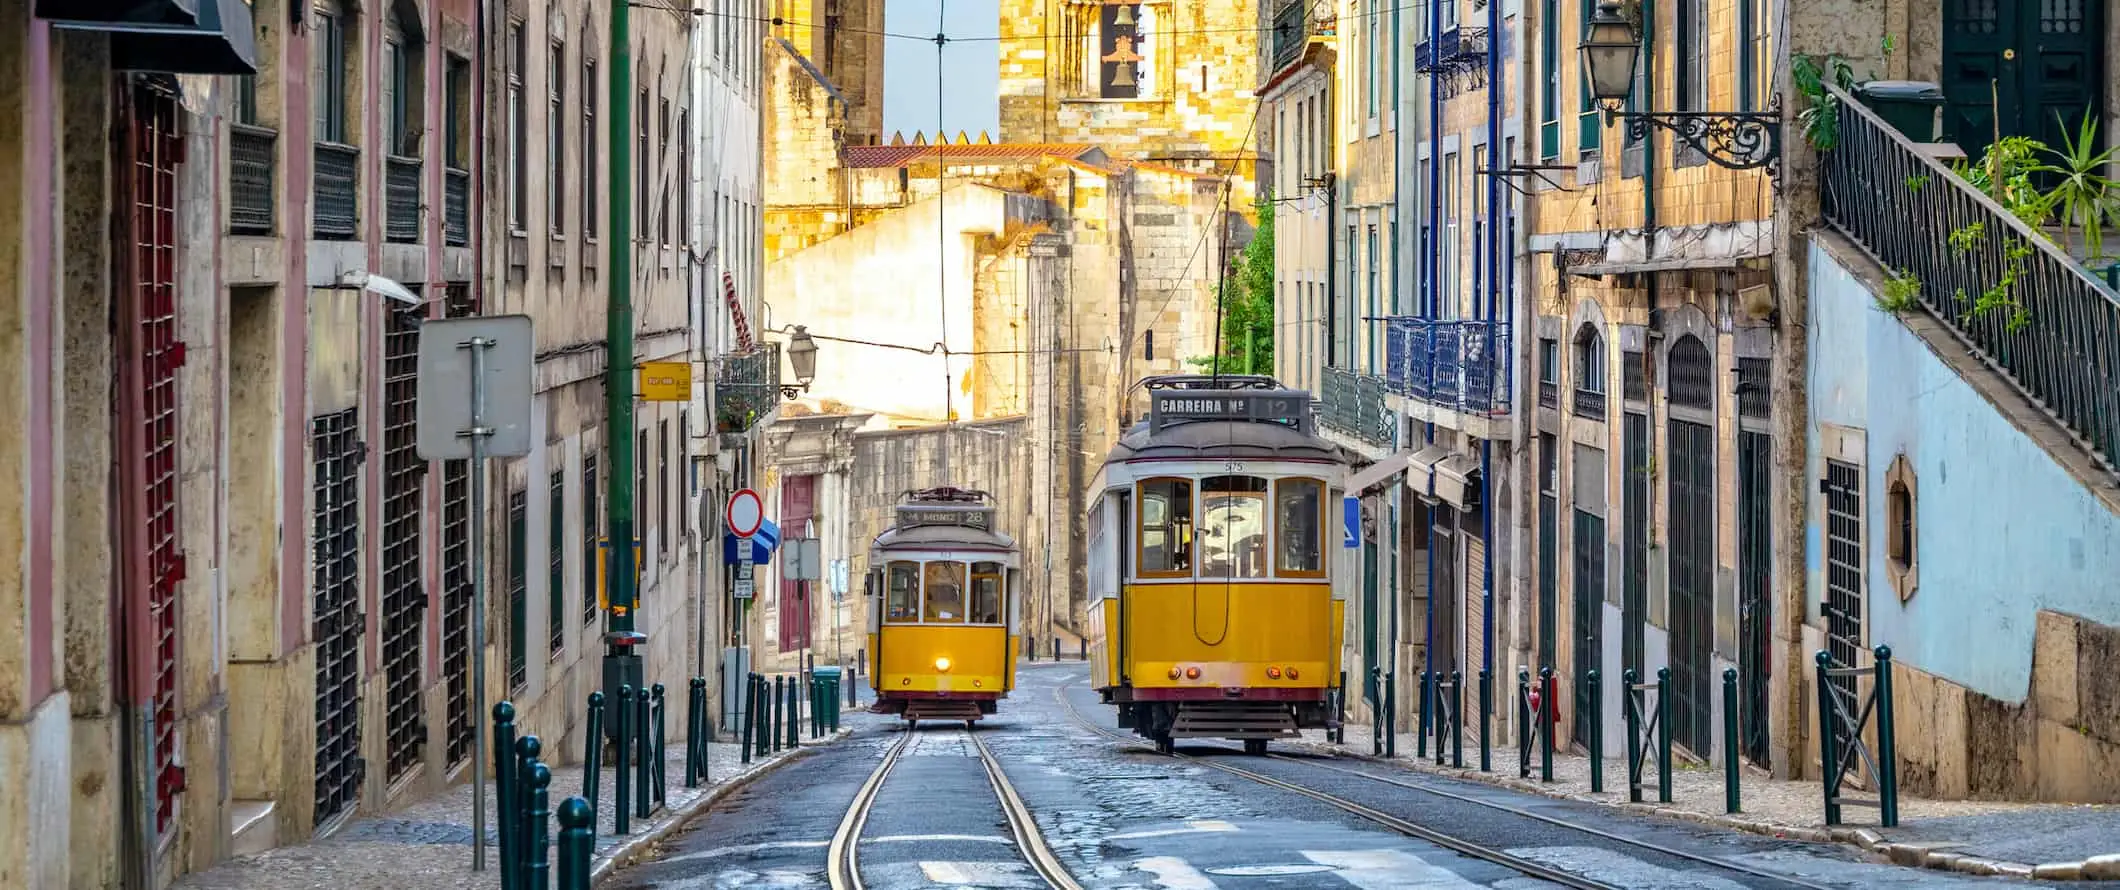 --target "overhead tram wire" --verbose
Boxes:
[713,0,1416,48]
[934,0,955,480]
